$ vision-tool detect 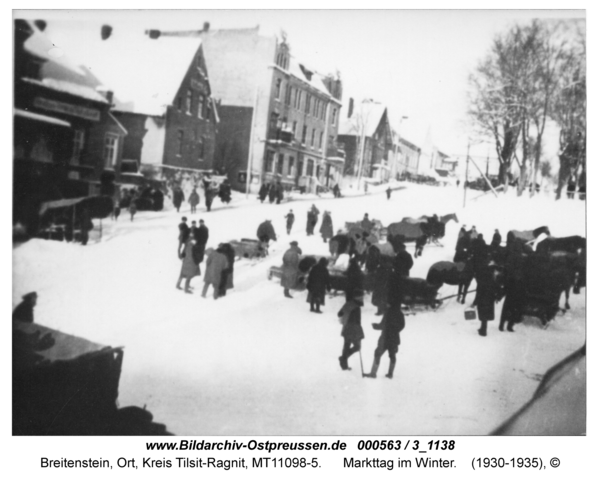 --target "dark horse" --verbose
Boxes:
[426,259,475,304]
[389,213,459,256]
[536,235,586,255]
